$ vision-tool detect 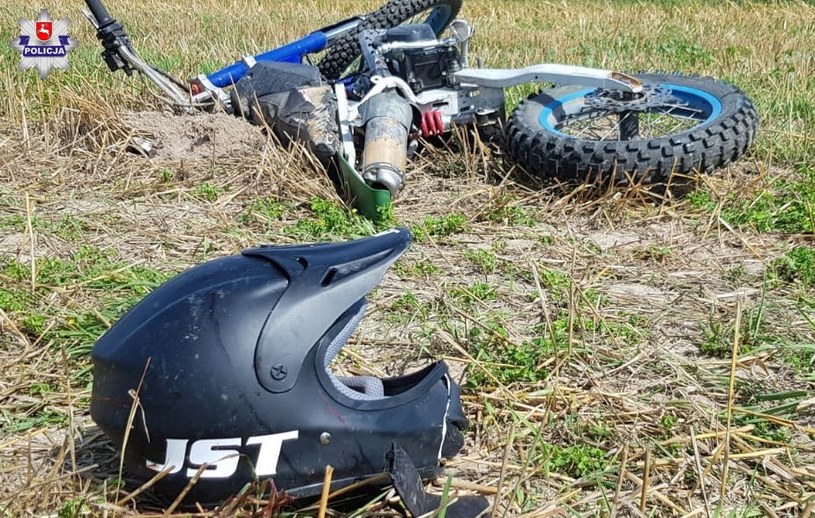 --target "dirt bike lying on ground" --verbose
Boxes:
[83,0,759,220]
